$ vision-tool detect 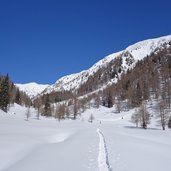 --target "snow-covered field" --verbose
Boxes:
[0,104,171,171]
